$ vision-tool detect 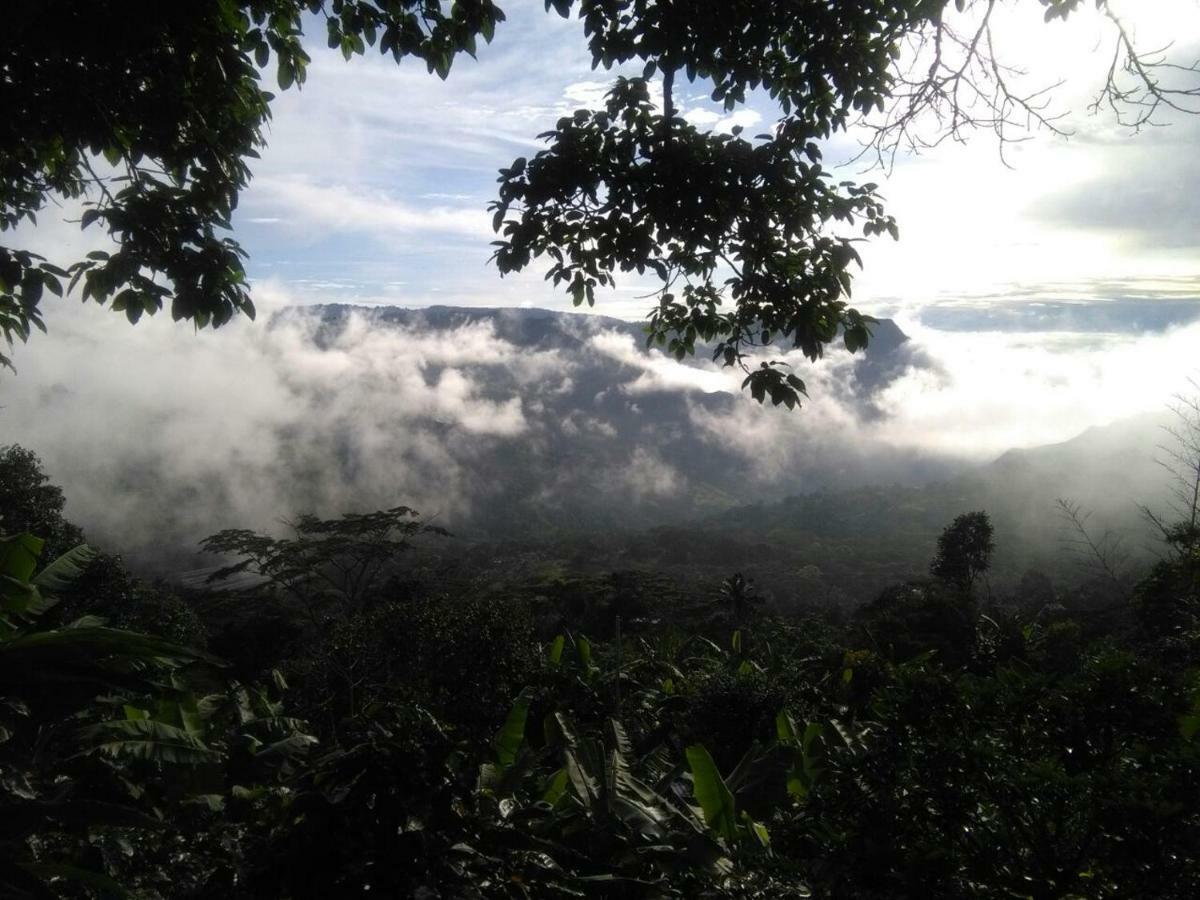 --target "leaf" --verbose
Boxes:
[21,863,131,898]
[82,718,217,765]
[256,732,319,759]
[31,545,97,594]
[493,687,532,768]
[0,533,44,583]
[741,810,770,847]
[542,767,570,806]
[1181,714,1200,742]
[547,633,565,666]
[564,747,599,806]
[686,744,737,842]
